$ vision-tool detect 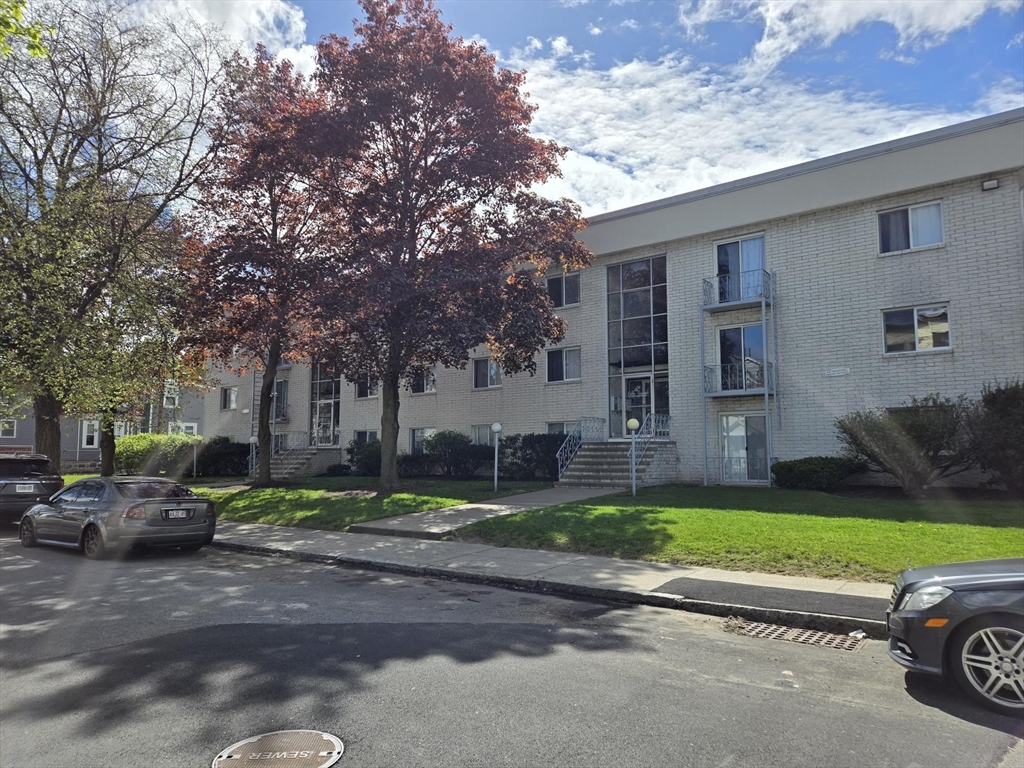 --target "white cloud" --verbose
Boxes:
[558,0,592,6]
[1009,30,1024,47]
[550,36,574,58]
[620,19,641,31]
[678,0,1022,77]
[134,0,308,52]
[588,24,604,36]
[505,46,1017,216]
